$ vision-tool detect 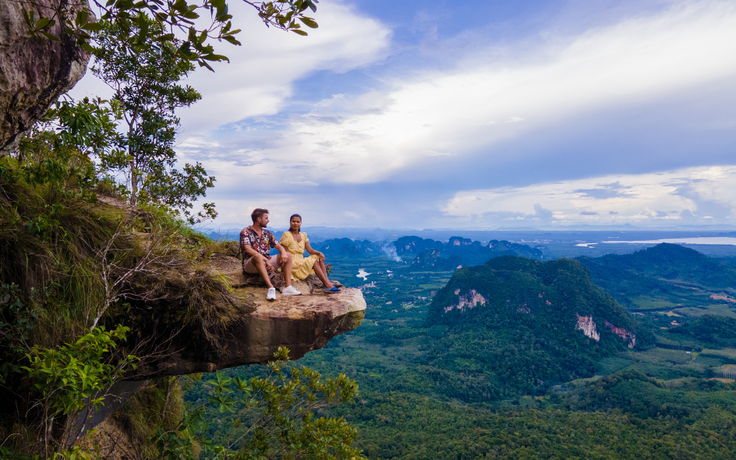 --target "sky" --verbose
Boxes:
[71,0,736,230]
